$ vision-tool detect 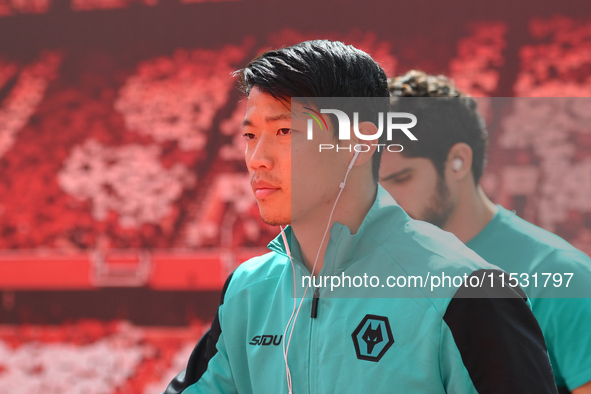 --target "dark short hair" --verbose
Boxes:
[236,40,390,182]
[388,70,488,185]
